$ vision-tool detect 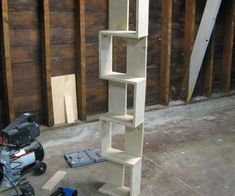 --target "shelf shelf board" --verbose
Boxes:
[105,148,141,166]
[101,72,145,85]
[100,113,134,127]
[100,30,138,39]
[99,183,130,196]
